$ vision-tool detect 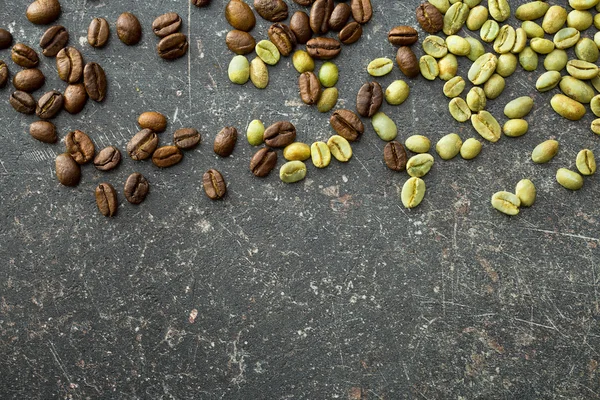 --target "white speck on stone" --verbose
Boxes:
[198,219,212,233]
[176,90,183,96]
[433,286,440,293]
[342,175,348,183]
[78,36,87,46]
